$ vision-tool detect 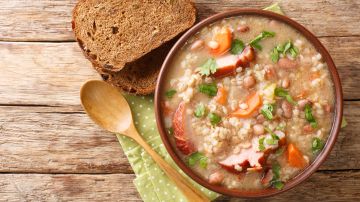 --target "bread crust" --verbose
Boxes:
[72,0,196,94]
